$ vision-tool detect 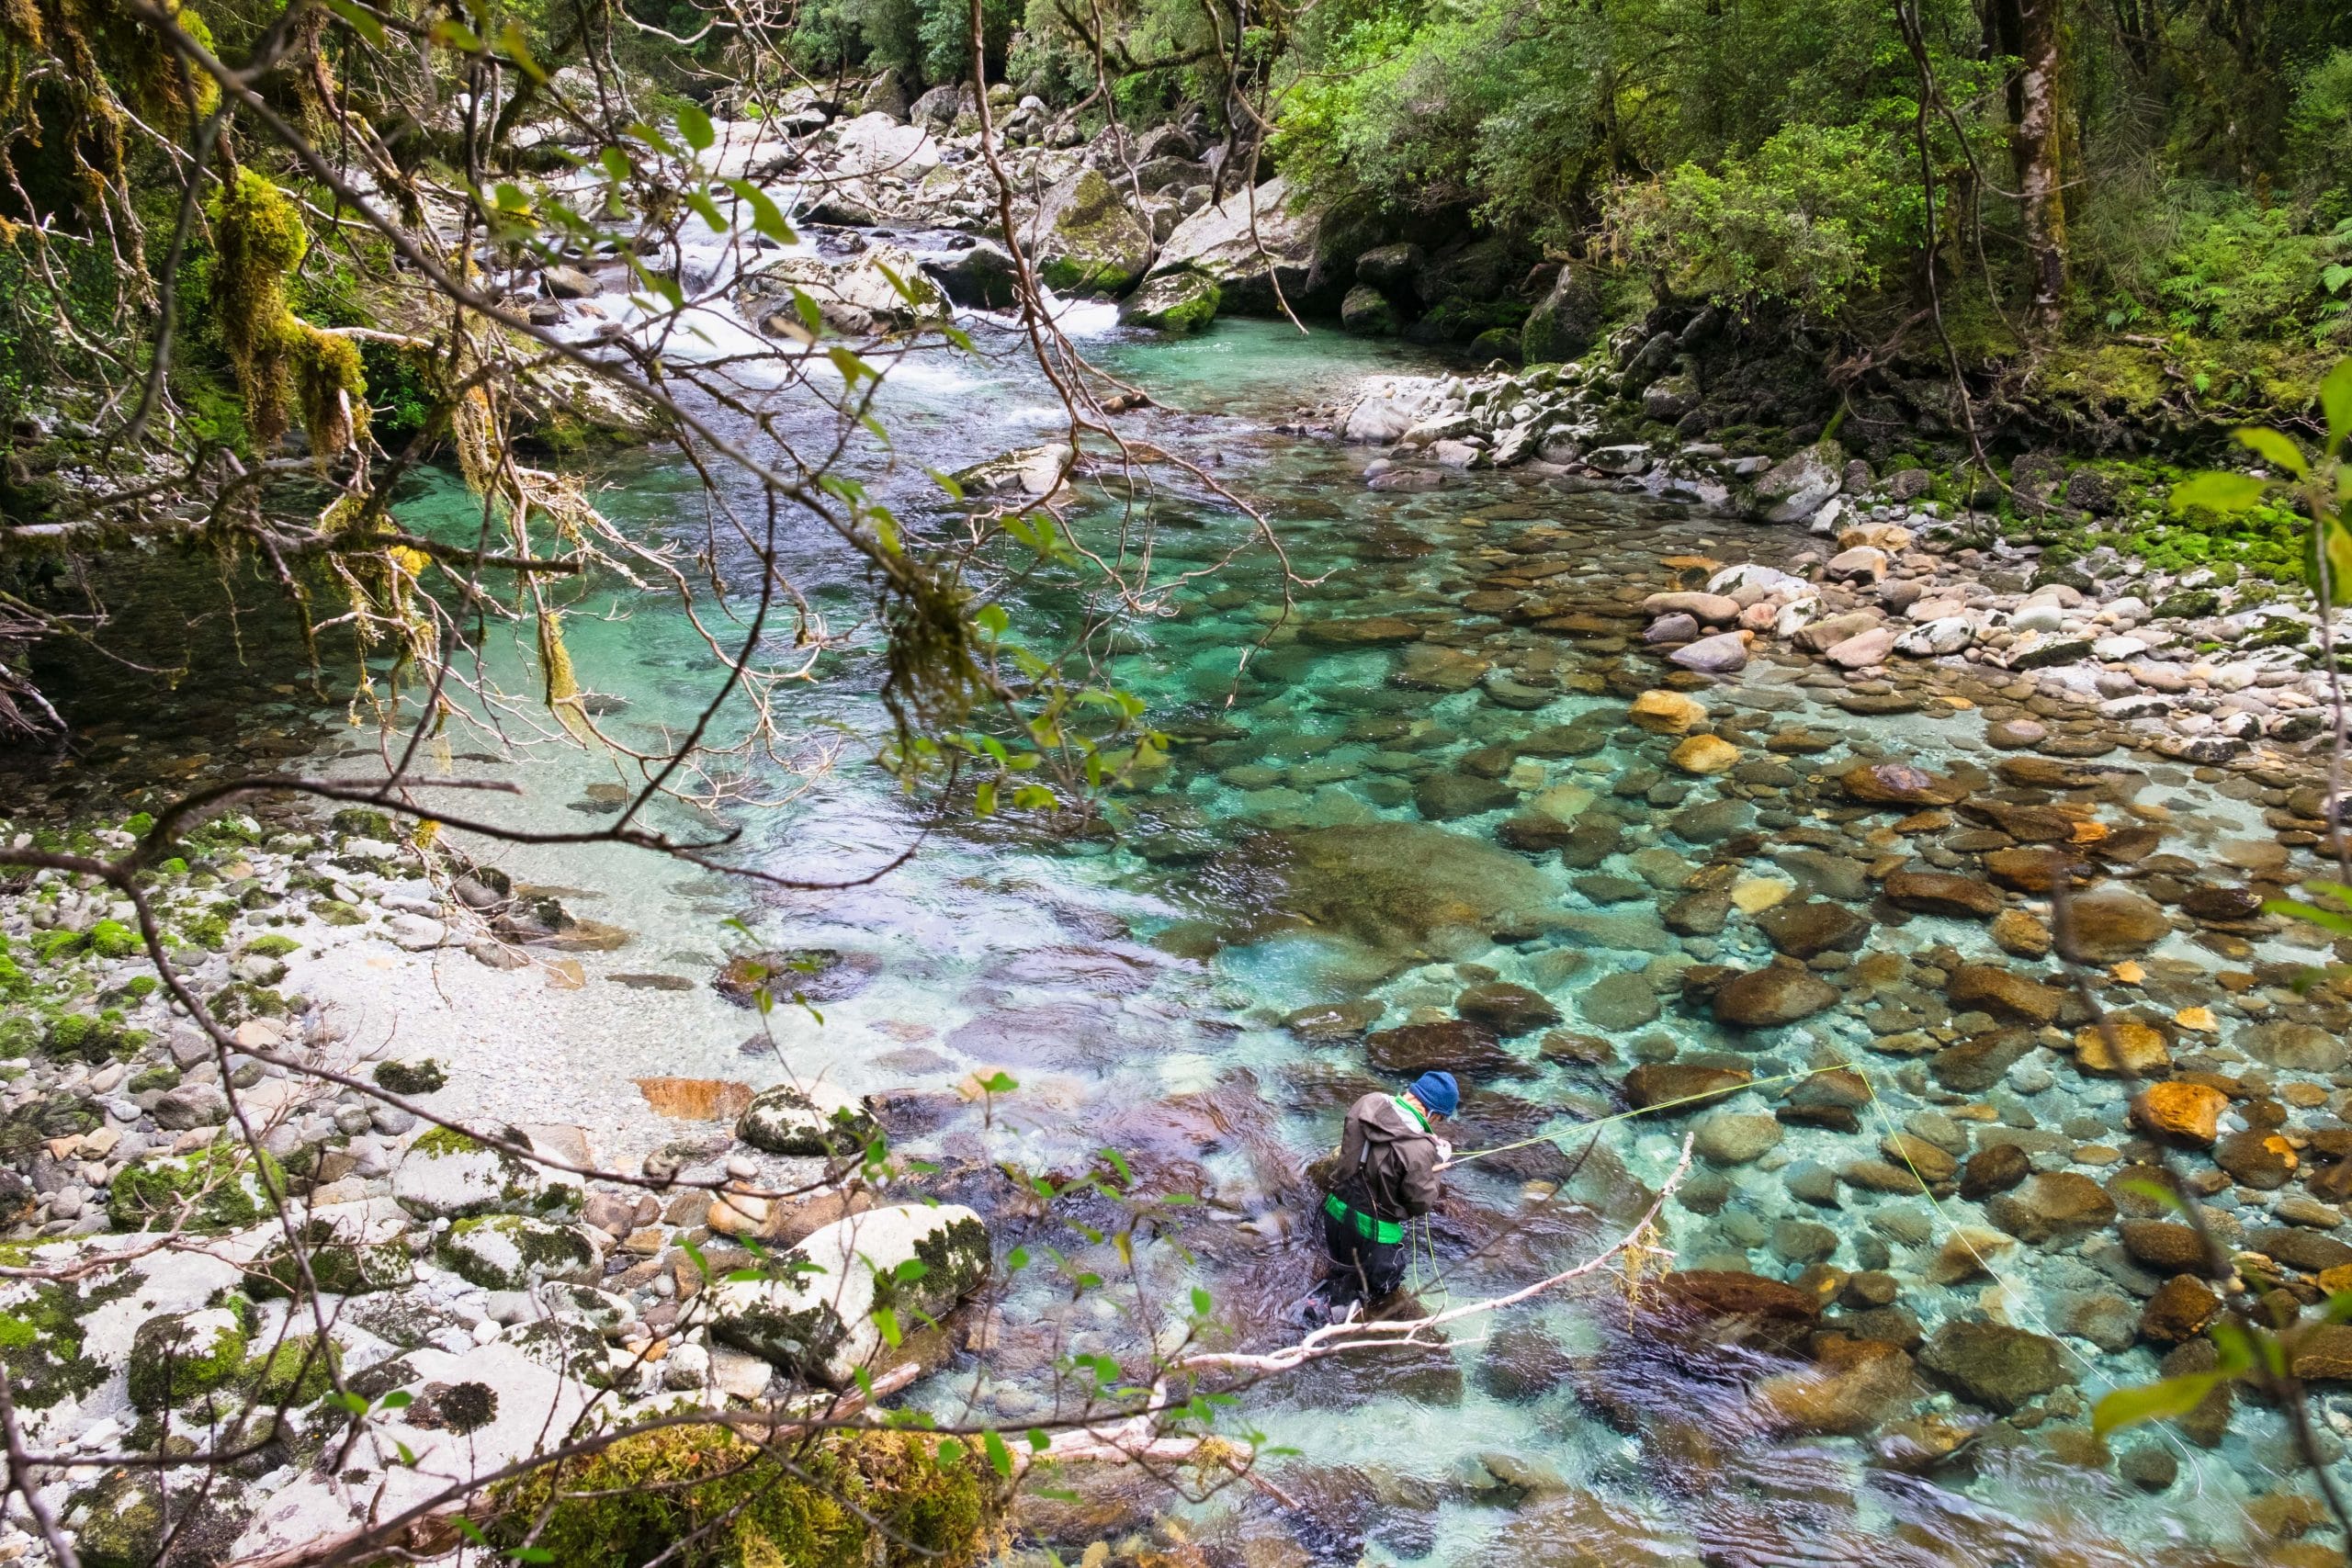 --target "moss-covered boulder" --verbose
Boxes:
[487,1426,1000,1568]
[65,1466,252,1568]
[246,1333,341,1404]
[1025,167,1152,296]
[127,1306,249,1411]
[1118,269,1220,333]
[110,1145,283,1233]
[242,1207,414,1299]
[438,1213,598,1292]
[708,1203,989,1386]
[390,1125,582,1221]
[737,1080,881,1157]
[0,1274,129,1410]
